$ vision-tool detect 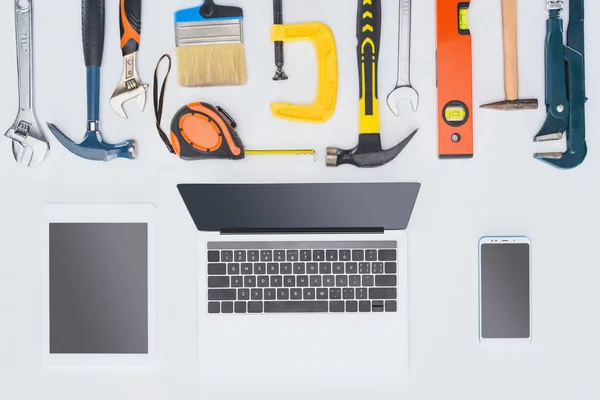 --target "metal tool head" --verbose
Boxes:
[386,86,419,116]
[5,111,50,167]
[480,99,539,111]
[326,130,417,168]
[534,146,587,170]
[47,123,137,162]
[110,53,148,119]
